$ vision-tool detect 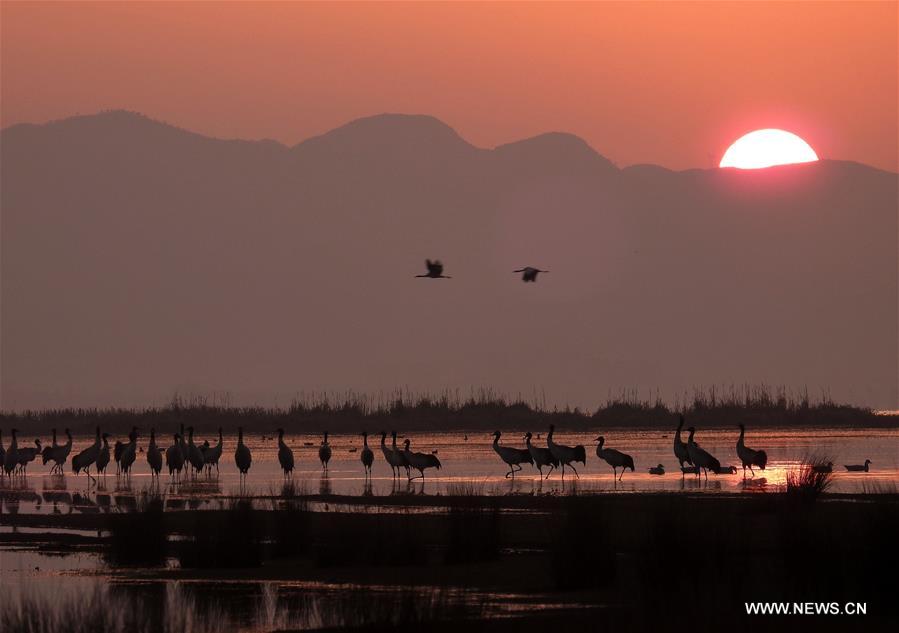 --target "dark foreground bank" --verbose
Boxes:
[3,490,898,632]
